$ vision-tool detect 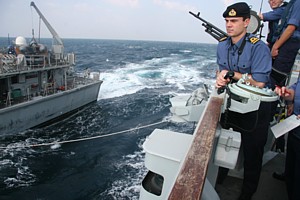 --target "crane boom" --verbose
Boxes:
[30,1,63,46]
